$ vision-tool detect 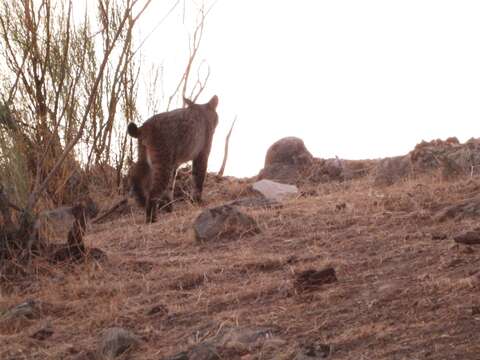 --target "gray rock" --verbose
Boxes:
[188,343,220,360]
[194,205,259,242]
[164,326,280,360]
[2,299,37,320]
[98,327,140,359]
[264,137,313,167]
[210,326,276,349]
[252,179,298,202]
